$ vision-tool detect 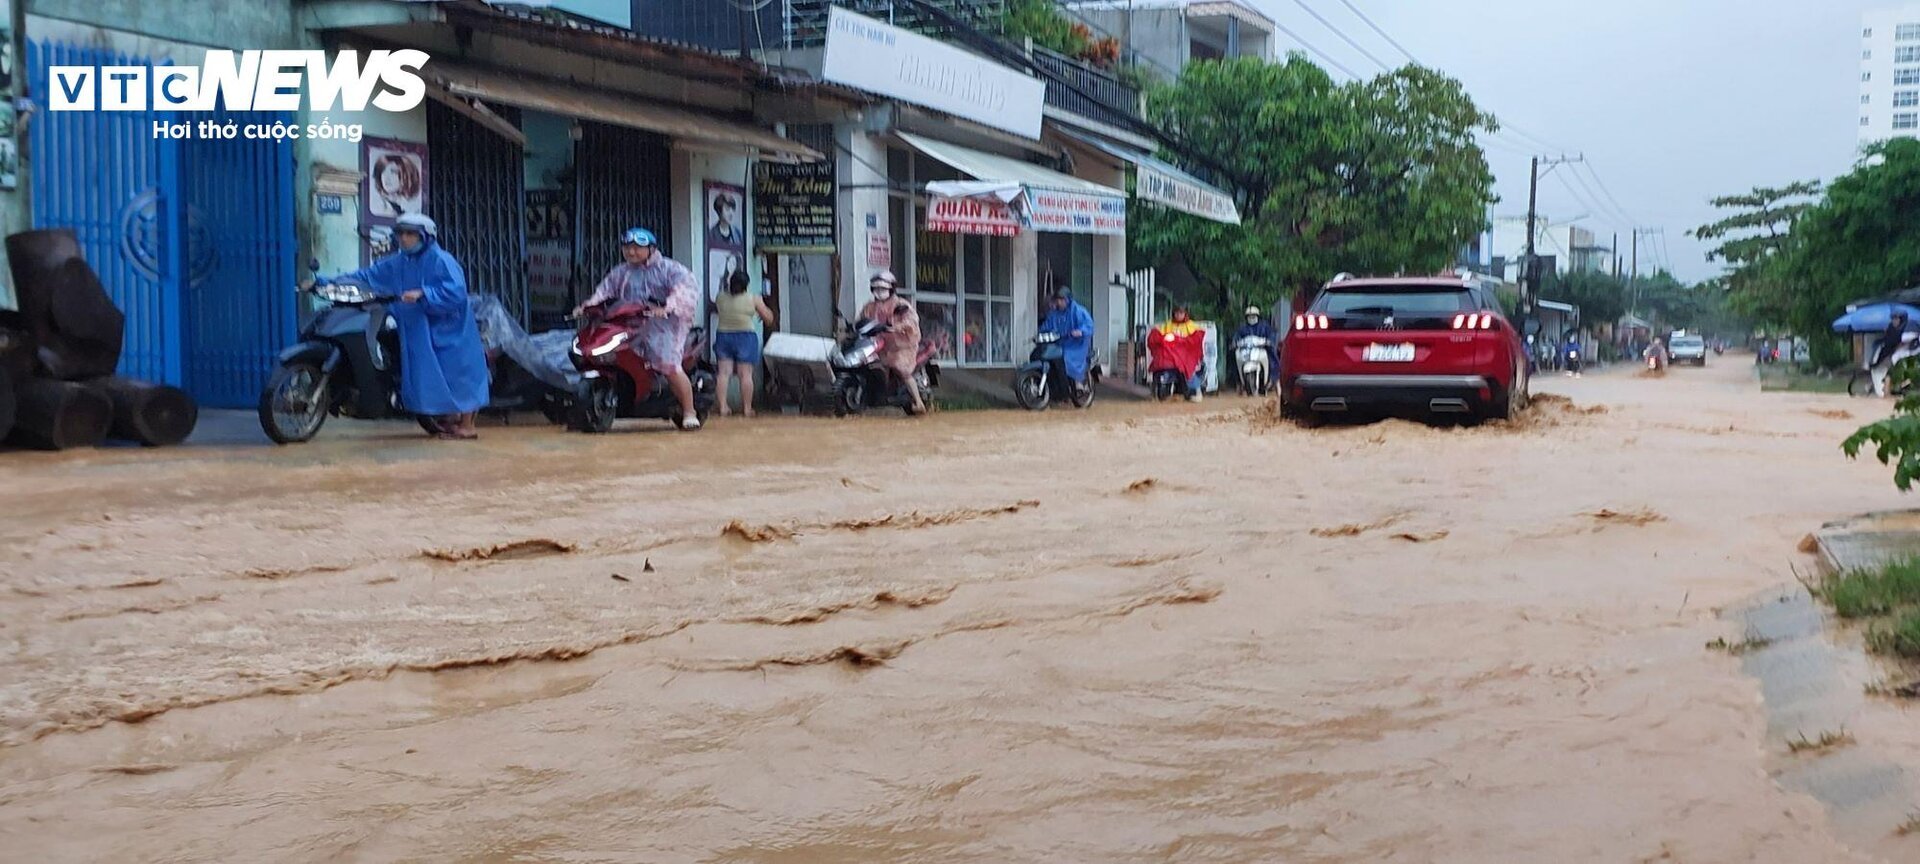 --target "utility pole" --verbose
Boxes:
[1629,227,1662,316]
[1521,154,1584,338]
[1611,231,1619,278]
